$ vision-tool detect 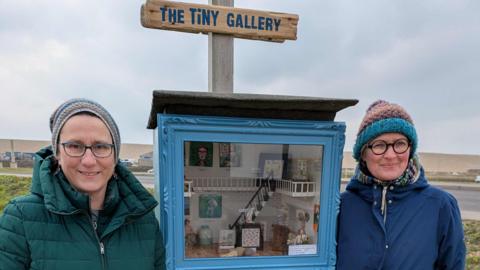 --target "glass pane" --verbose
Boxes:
[183,142,323,258]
